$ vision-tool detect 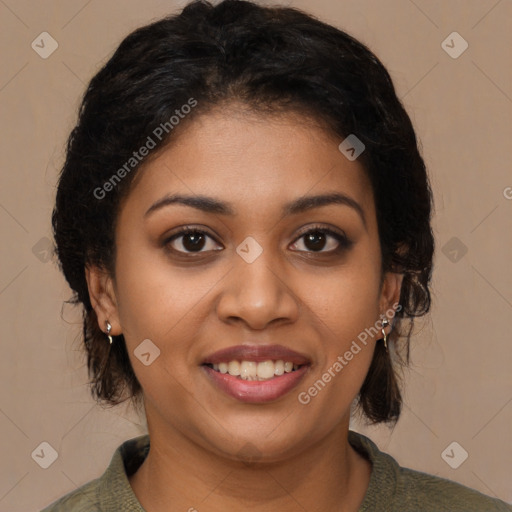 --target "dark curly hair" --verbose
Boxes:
[52,0,435,424]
